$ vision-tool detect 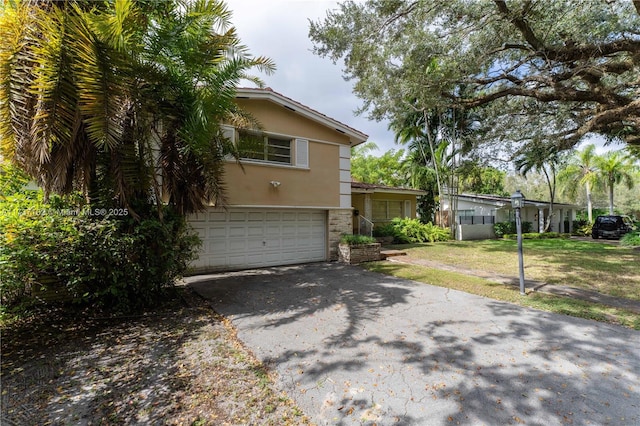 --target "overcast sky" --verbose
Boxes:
[225,0,622,157]
[225,0,397,153]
